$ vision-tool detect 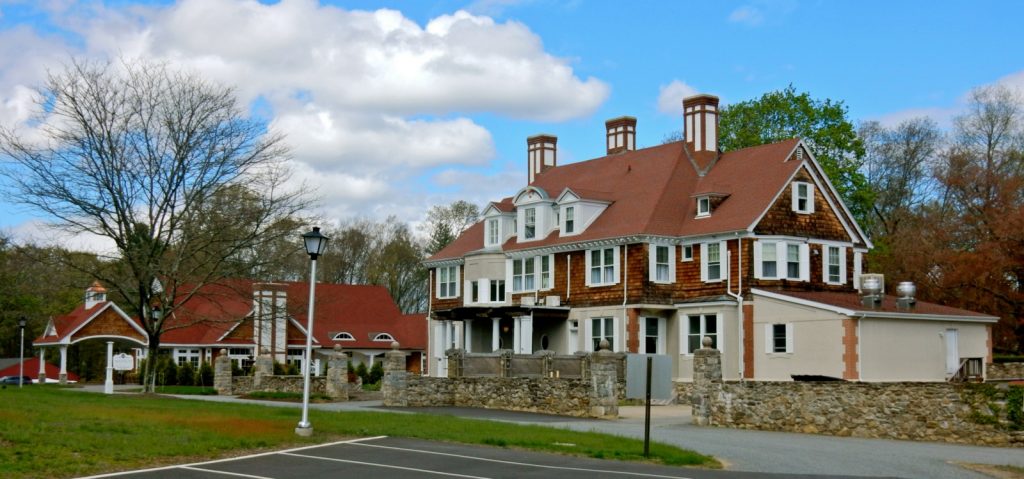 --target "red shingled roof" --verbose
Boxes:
[429,138,804,260]
[34,302,141,345]
[0,357,80,382]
